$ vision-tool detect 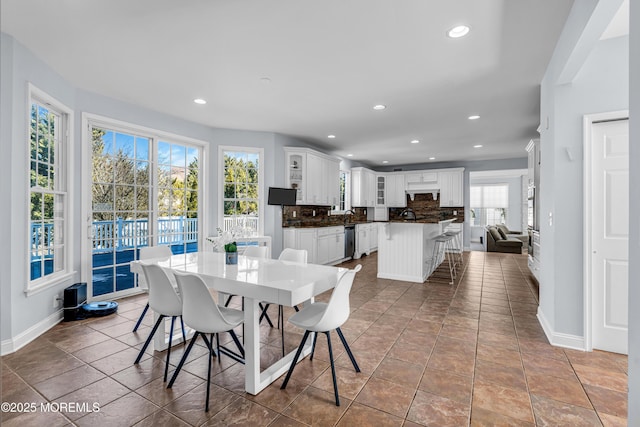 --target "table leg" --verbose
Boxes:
[244,296,313,395]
